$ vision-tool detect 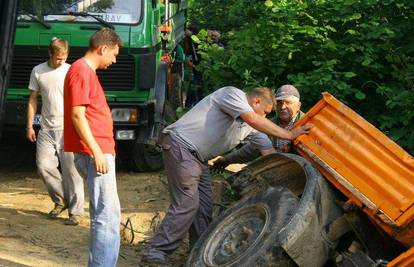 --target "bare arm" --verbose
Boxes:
[71,106,108,174]
[26,91,38,142]
[240,111,312,140]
